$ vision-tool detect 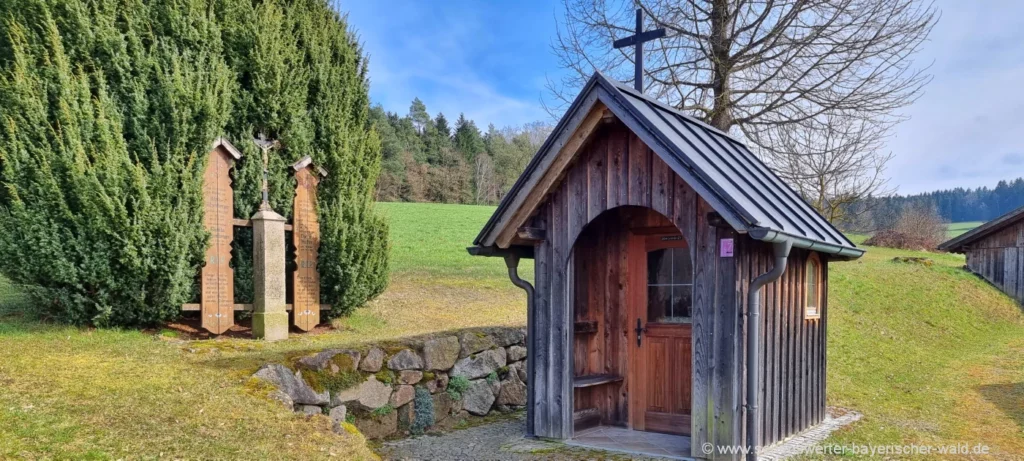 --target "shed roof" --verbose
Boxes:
[472,72,863,260]
[938,205,1024,252]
